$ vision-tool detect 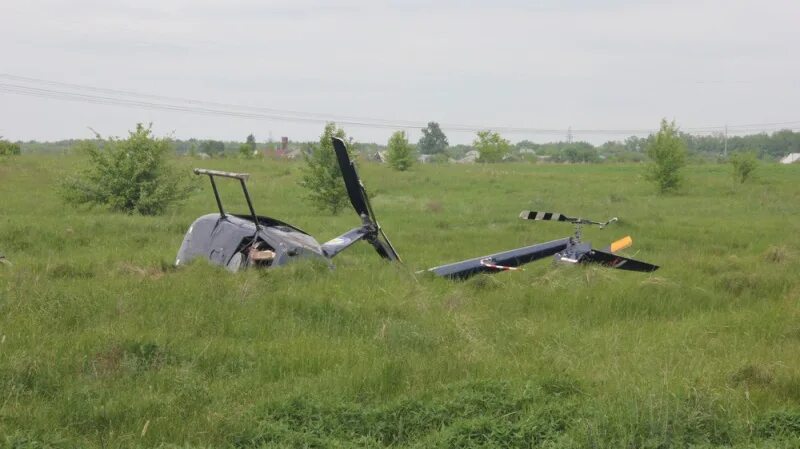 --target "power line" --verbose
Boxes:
[0,78,653,135]
[0,73,422,127]
[2,73,799,137]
